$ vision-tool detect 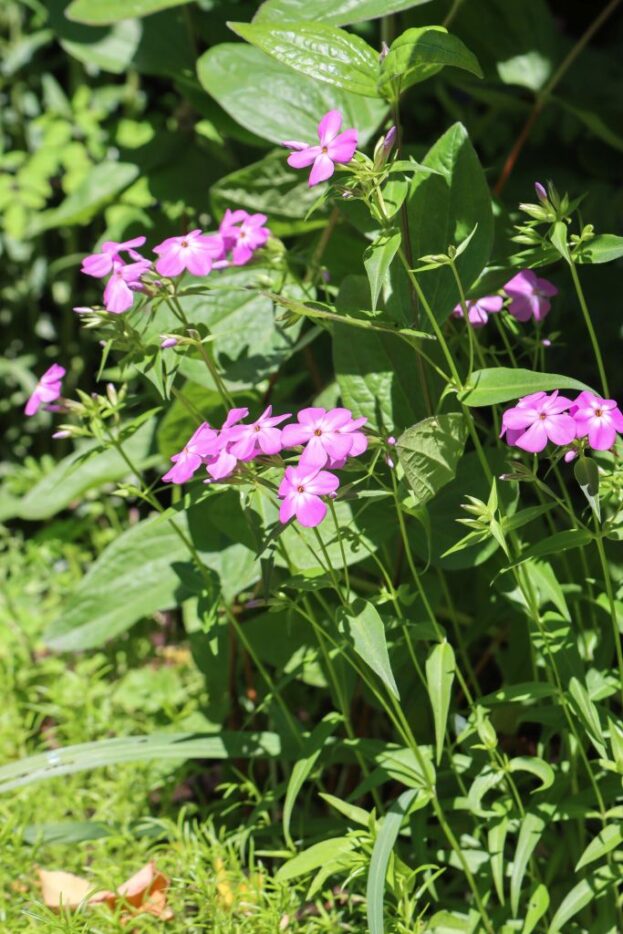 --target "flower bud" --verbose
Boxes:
[383,125,397,152]
[160,337,178,349]
[534,181,548,202]
[379,40,389,62]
